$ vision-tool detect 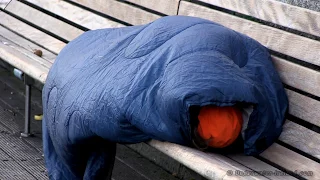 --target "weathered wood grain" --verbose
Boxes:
[0,0,11,9]
[285,89,320,127]
[25,0,124,30]
[125,0,180,15]
[70,0,161,25]
[260,143,320,180]
[227,154,297,180]
[228,119,320,179]
[198,0,320,37]
[0,35,52,69]
[178,1,320,67]
[279,120,320,159]
[6,0,84,41]
[148,140,269,180]
[272,56,320,97]
[0,11,65,54]
[0,37,49,83]
[0,25,57,63]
